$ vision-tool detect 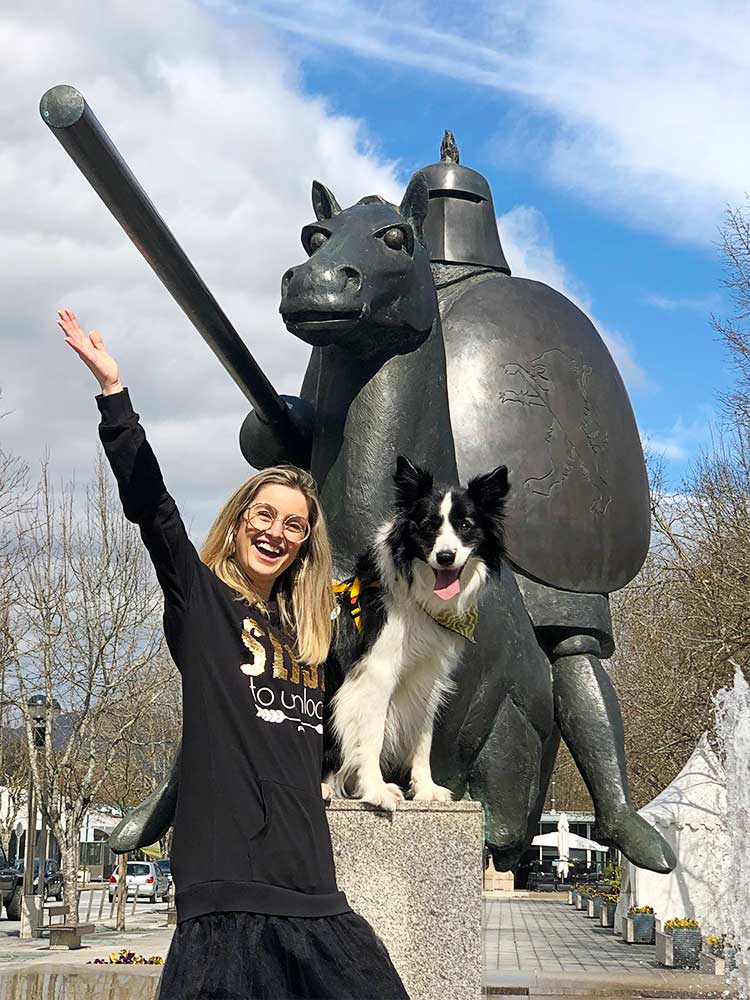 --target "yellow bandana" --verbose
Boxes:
[418,602,478,643]
[333,577,477,642]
